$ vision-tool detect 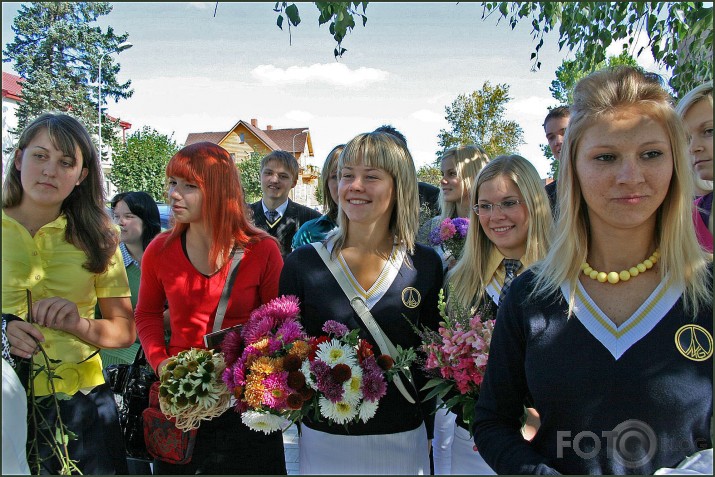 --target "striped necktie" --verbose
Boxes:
[499,258,522,304]
[266,209,279,222]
